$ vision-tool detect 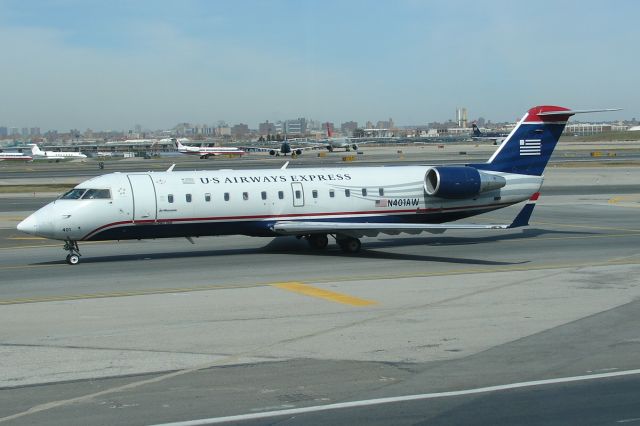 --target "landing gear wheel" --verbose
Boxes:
[307,234,329,250]
[338,237,361,253]
[63,240,81,265]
